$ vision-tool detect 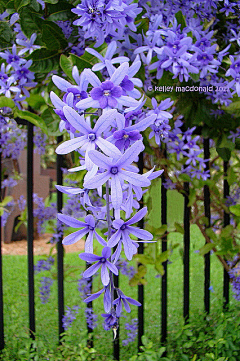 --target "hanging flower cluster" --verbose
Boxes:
[52,44,167,331]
